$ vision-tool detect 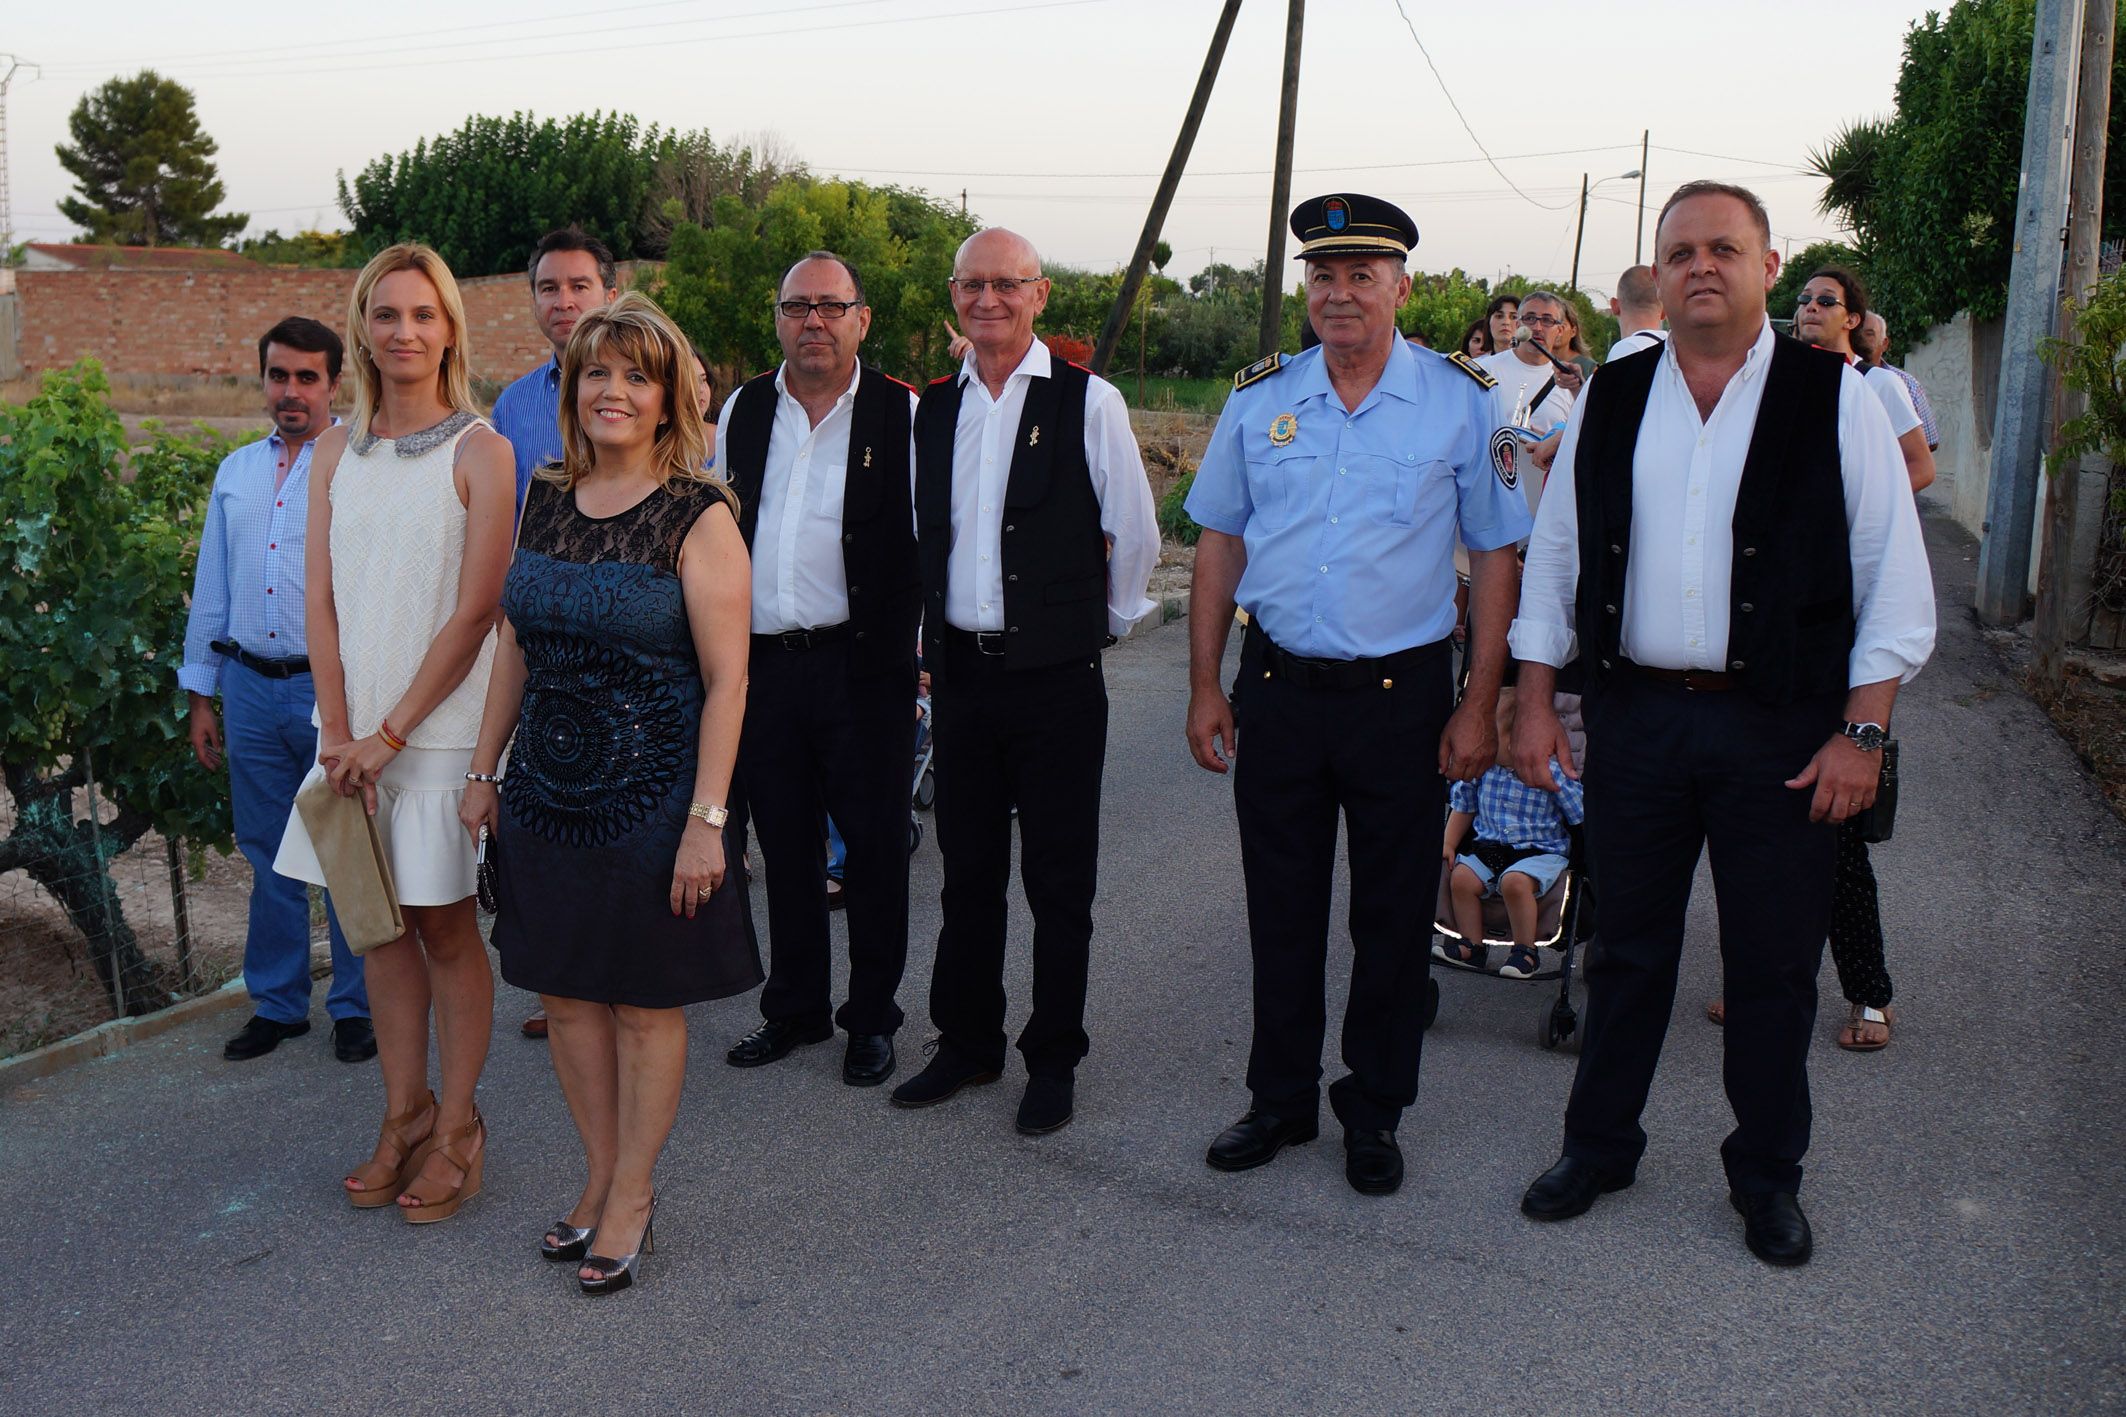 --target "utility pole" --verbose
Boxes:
[1569,173,1591,291]
[1977,0,2080,623]
[960,188,967,216]
[2033,0,2114,683]
[0,56,41,268]
[1634,129,1649,264]
[1258,0,1305,358]
[1093,0,1244,375]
